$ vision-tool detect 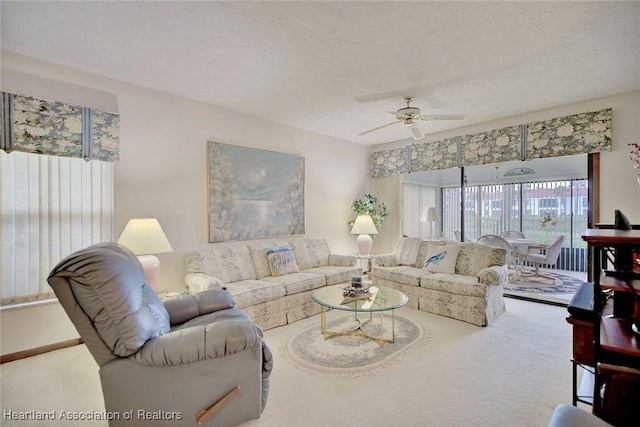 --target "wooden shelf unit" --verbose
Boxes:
[581,229,640,417]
